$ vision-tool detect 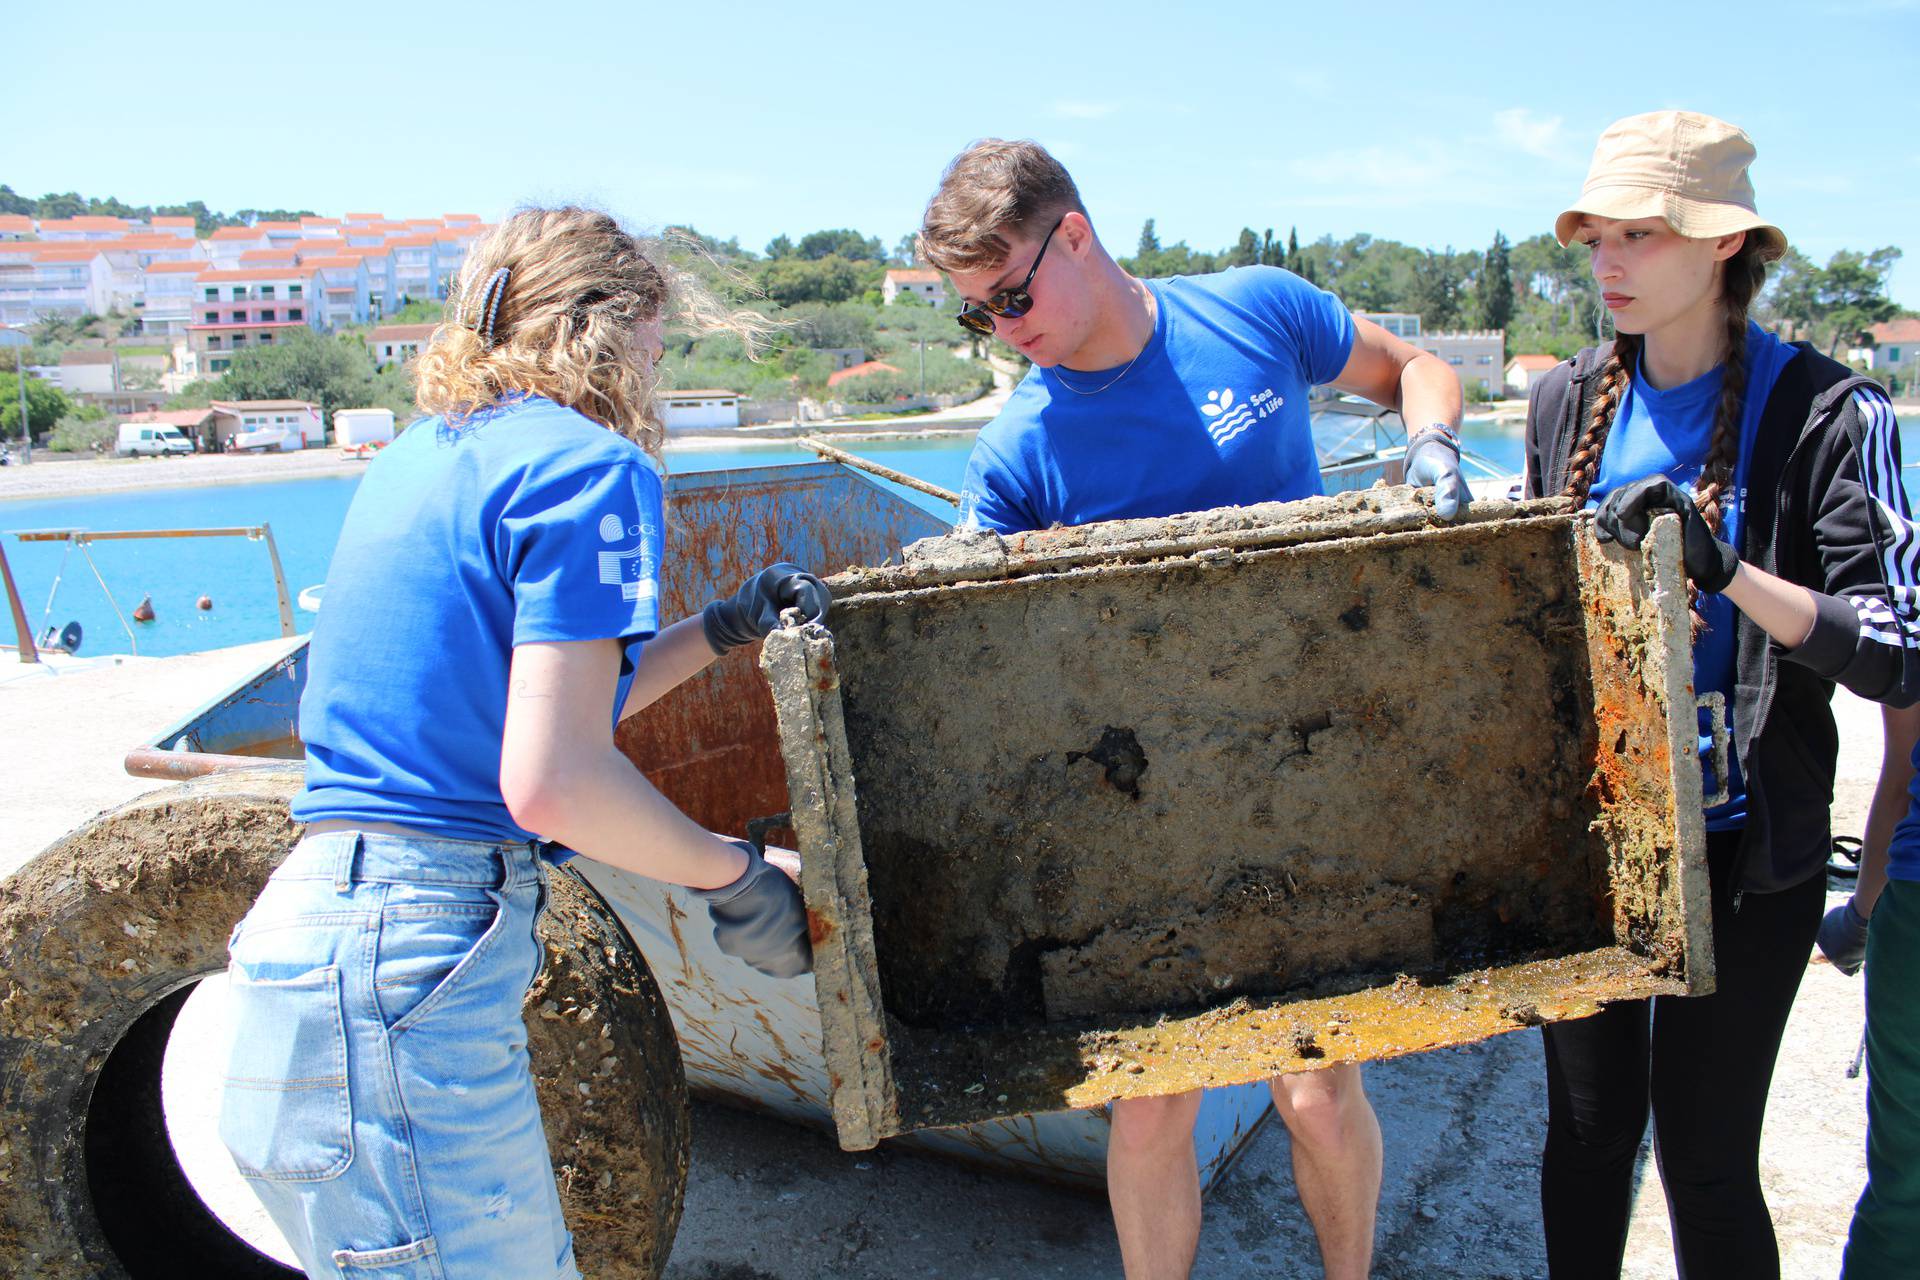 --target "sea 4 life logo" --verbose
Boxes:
[1198,387,1283,449]
[596,512,658,603]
